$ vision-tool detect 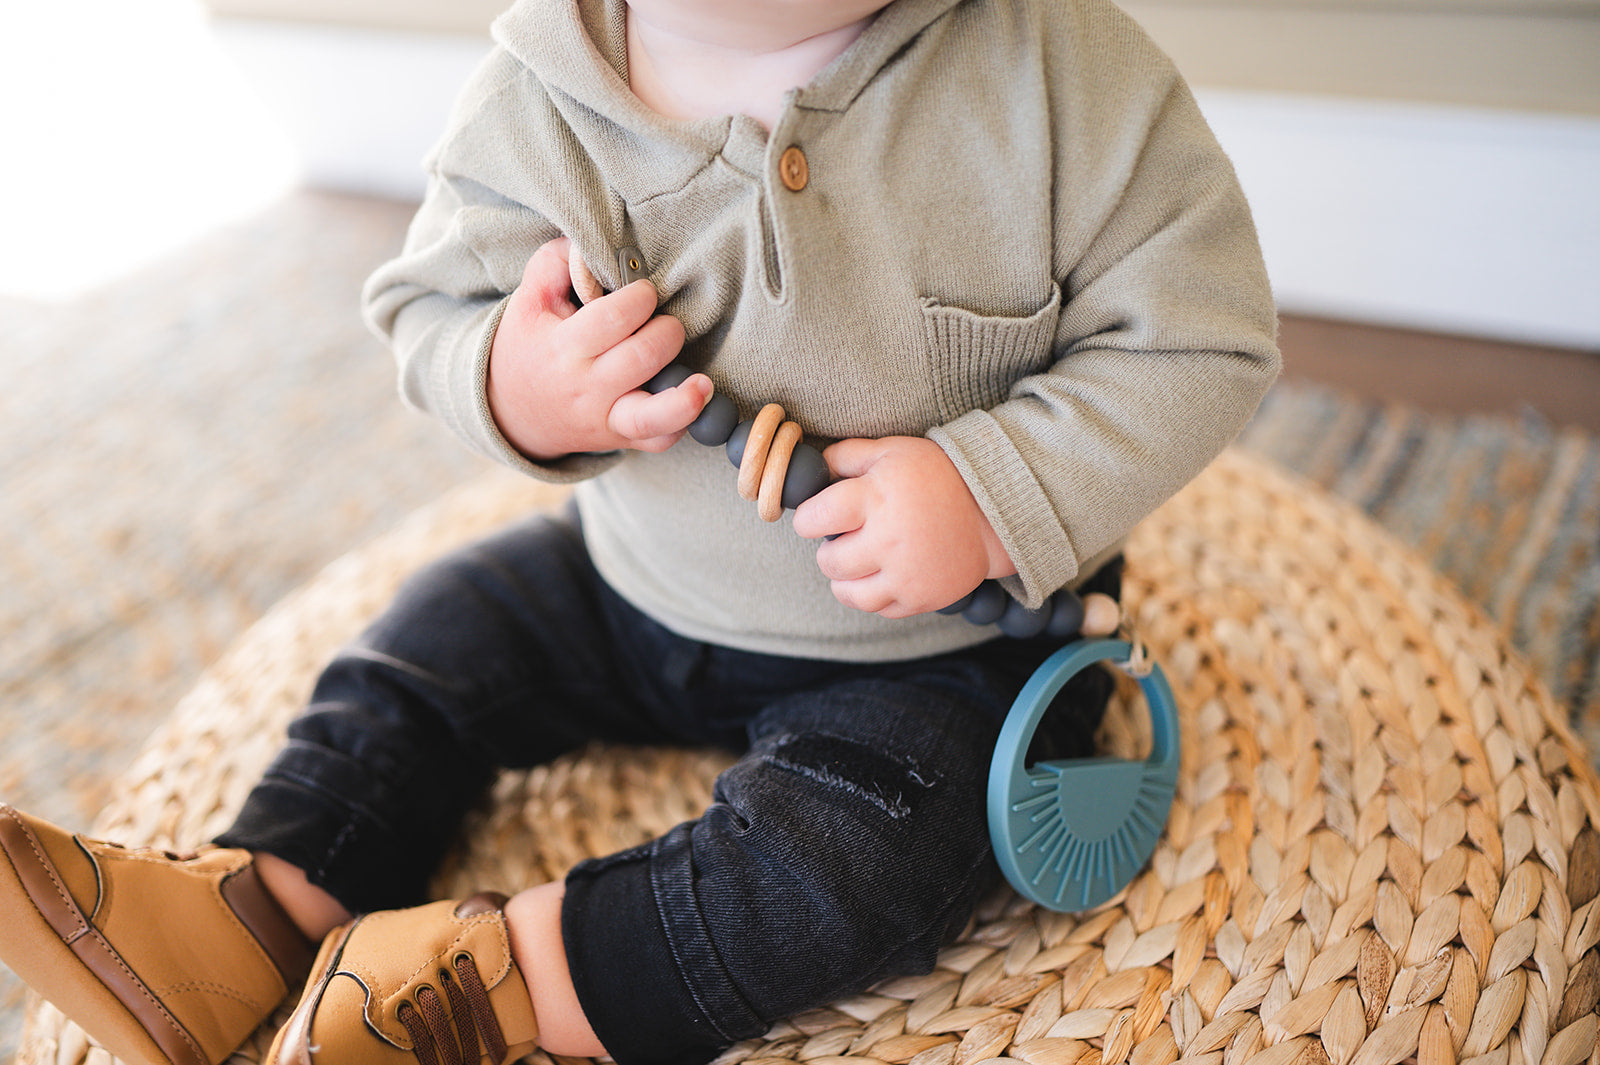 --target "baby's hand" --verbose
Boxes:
[792,436,1015,618]
[487,238,708,461]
